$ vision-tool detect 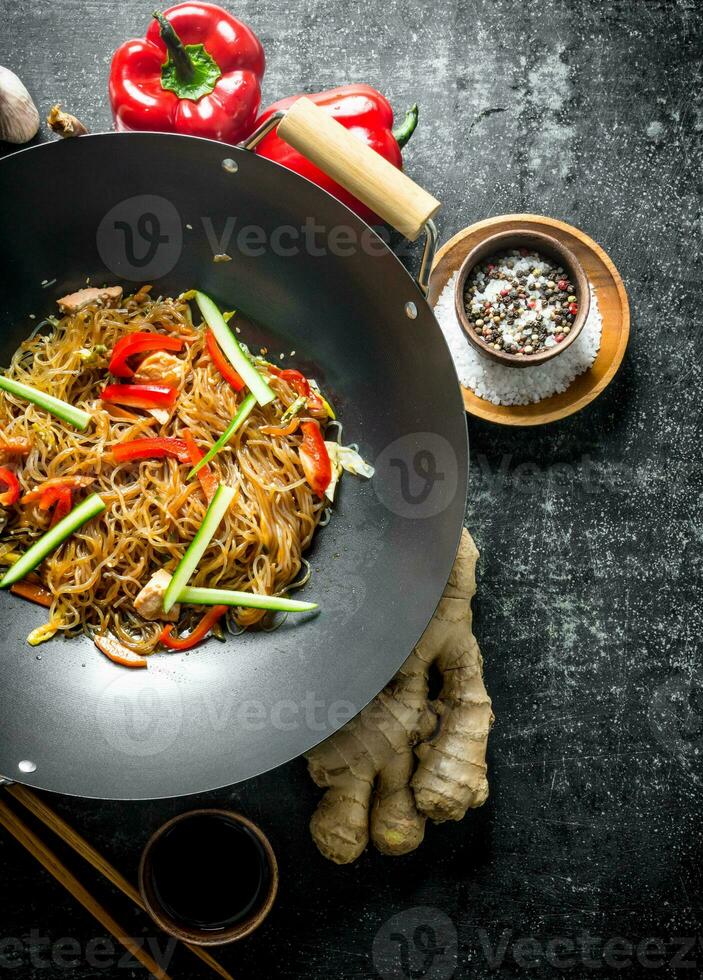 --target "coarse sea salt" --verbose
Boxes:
[433,271,603,406]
